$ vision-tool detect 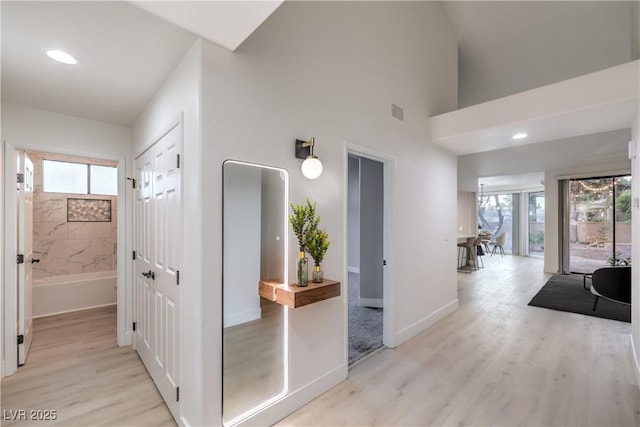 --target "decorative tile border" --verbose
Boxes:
[67,198,111,222]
